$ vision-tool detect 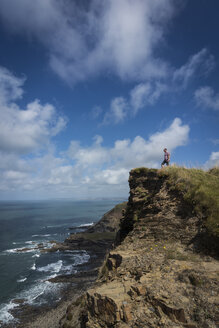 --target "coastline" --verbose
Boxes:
[4,258,99,328]
[3,202,126,328]
[25,271,97,328]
